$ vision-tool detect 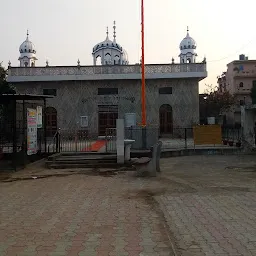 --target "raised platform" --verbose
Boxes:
[131,146,244,158]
